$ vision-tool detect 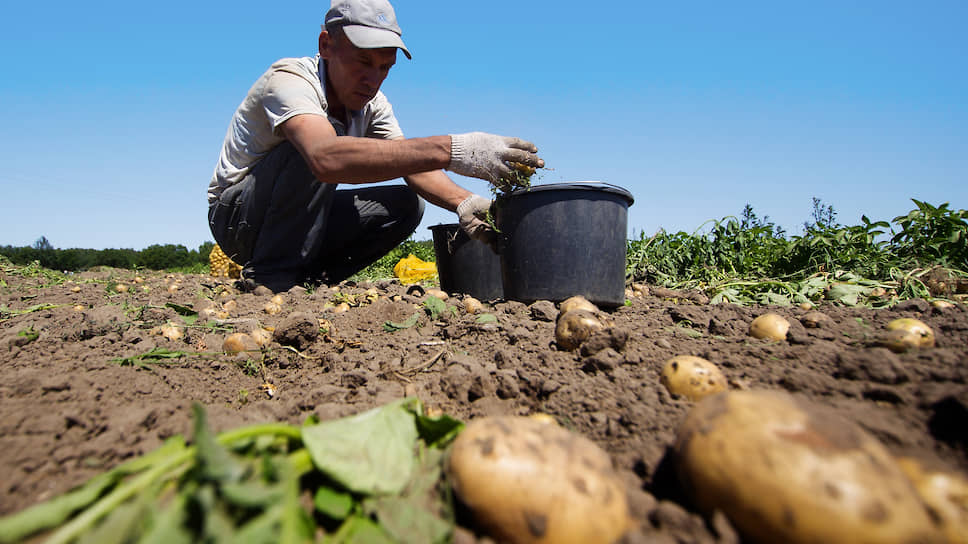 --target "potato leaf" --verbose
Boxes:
[362,446,453,544]
[329,515,396,544]
[383,312,420,332]
[423,296,447,320]
[192,403,247,484]
[314,487,355,520]
[364,495,451,544]
[414,412,463,448]
[301,398,419,495]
